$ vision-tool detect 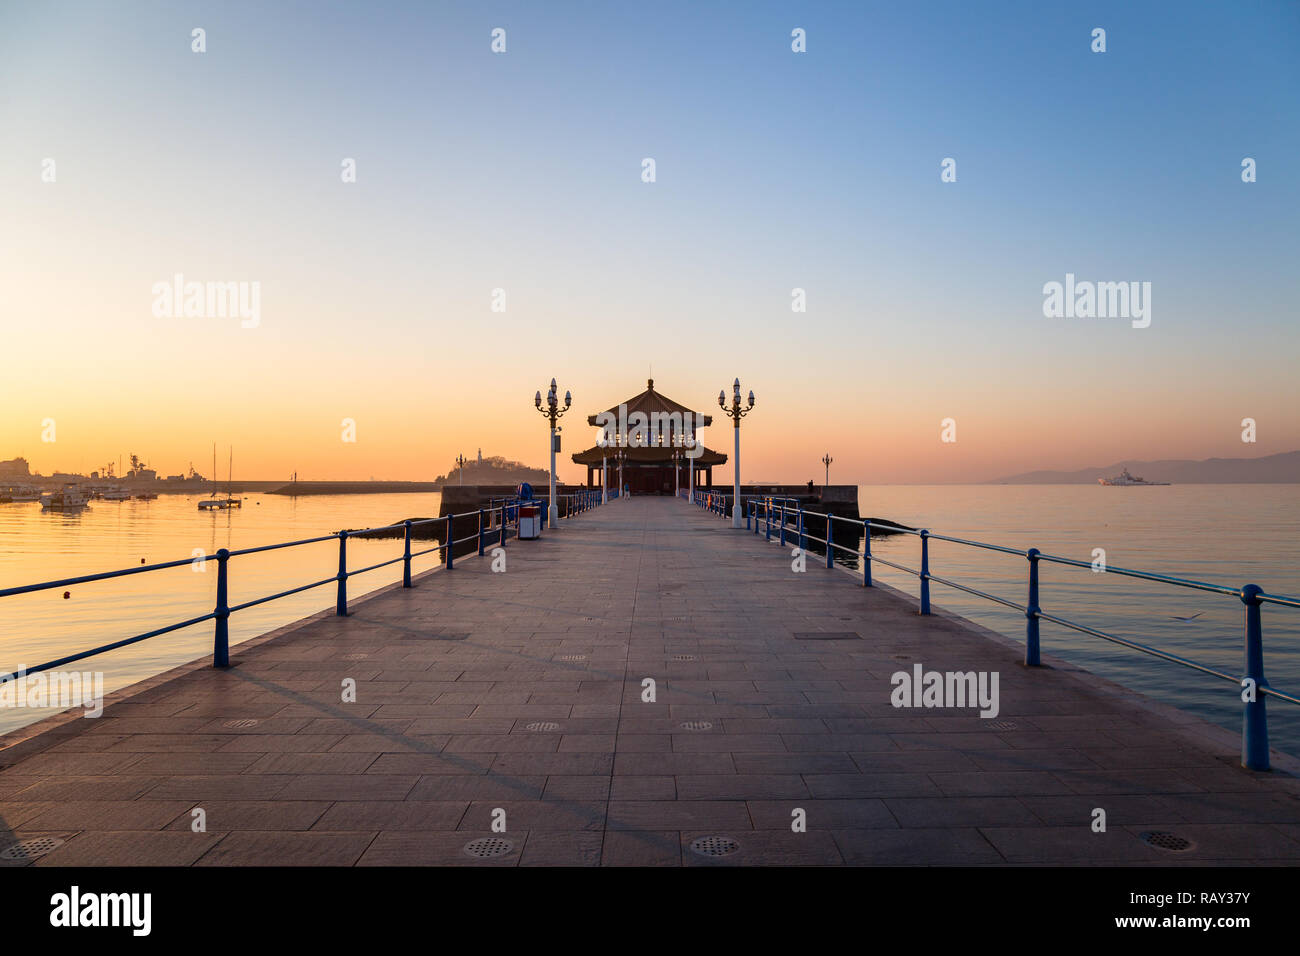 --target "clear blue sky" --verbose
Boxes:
[2,0,1297,481]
